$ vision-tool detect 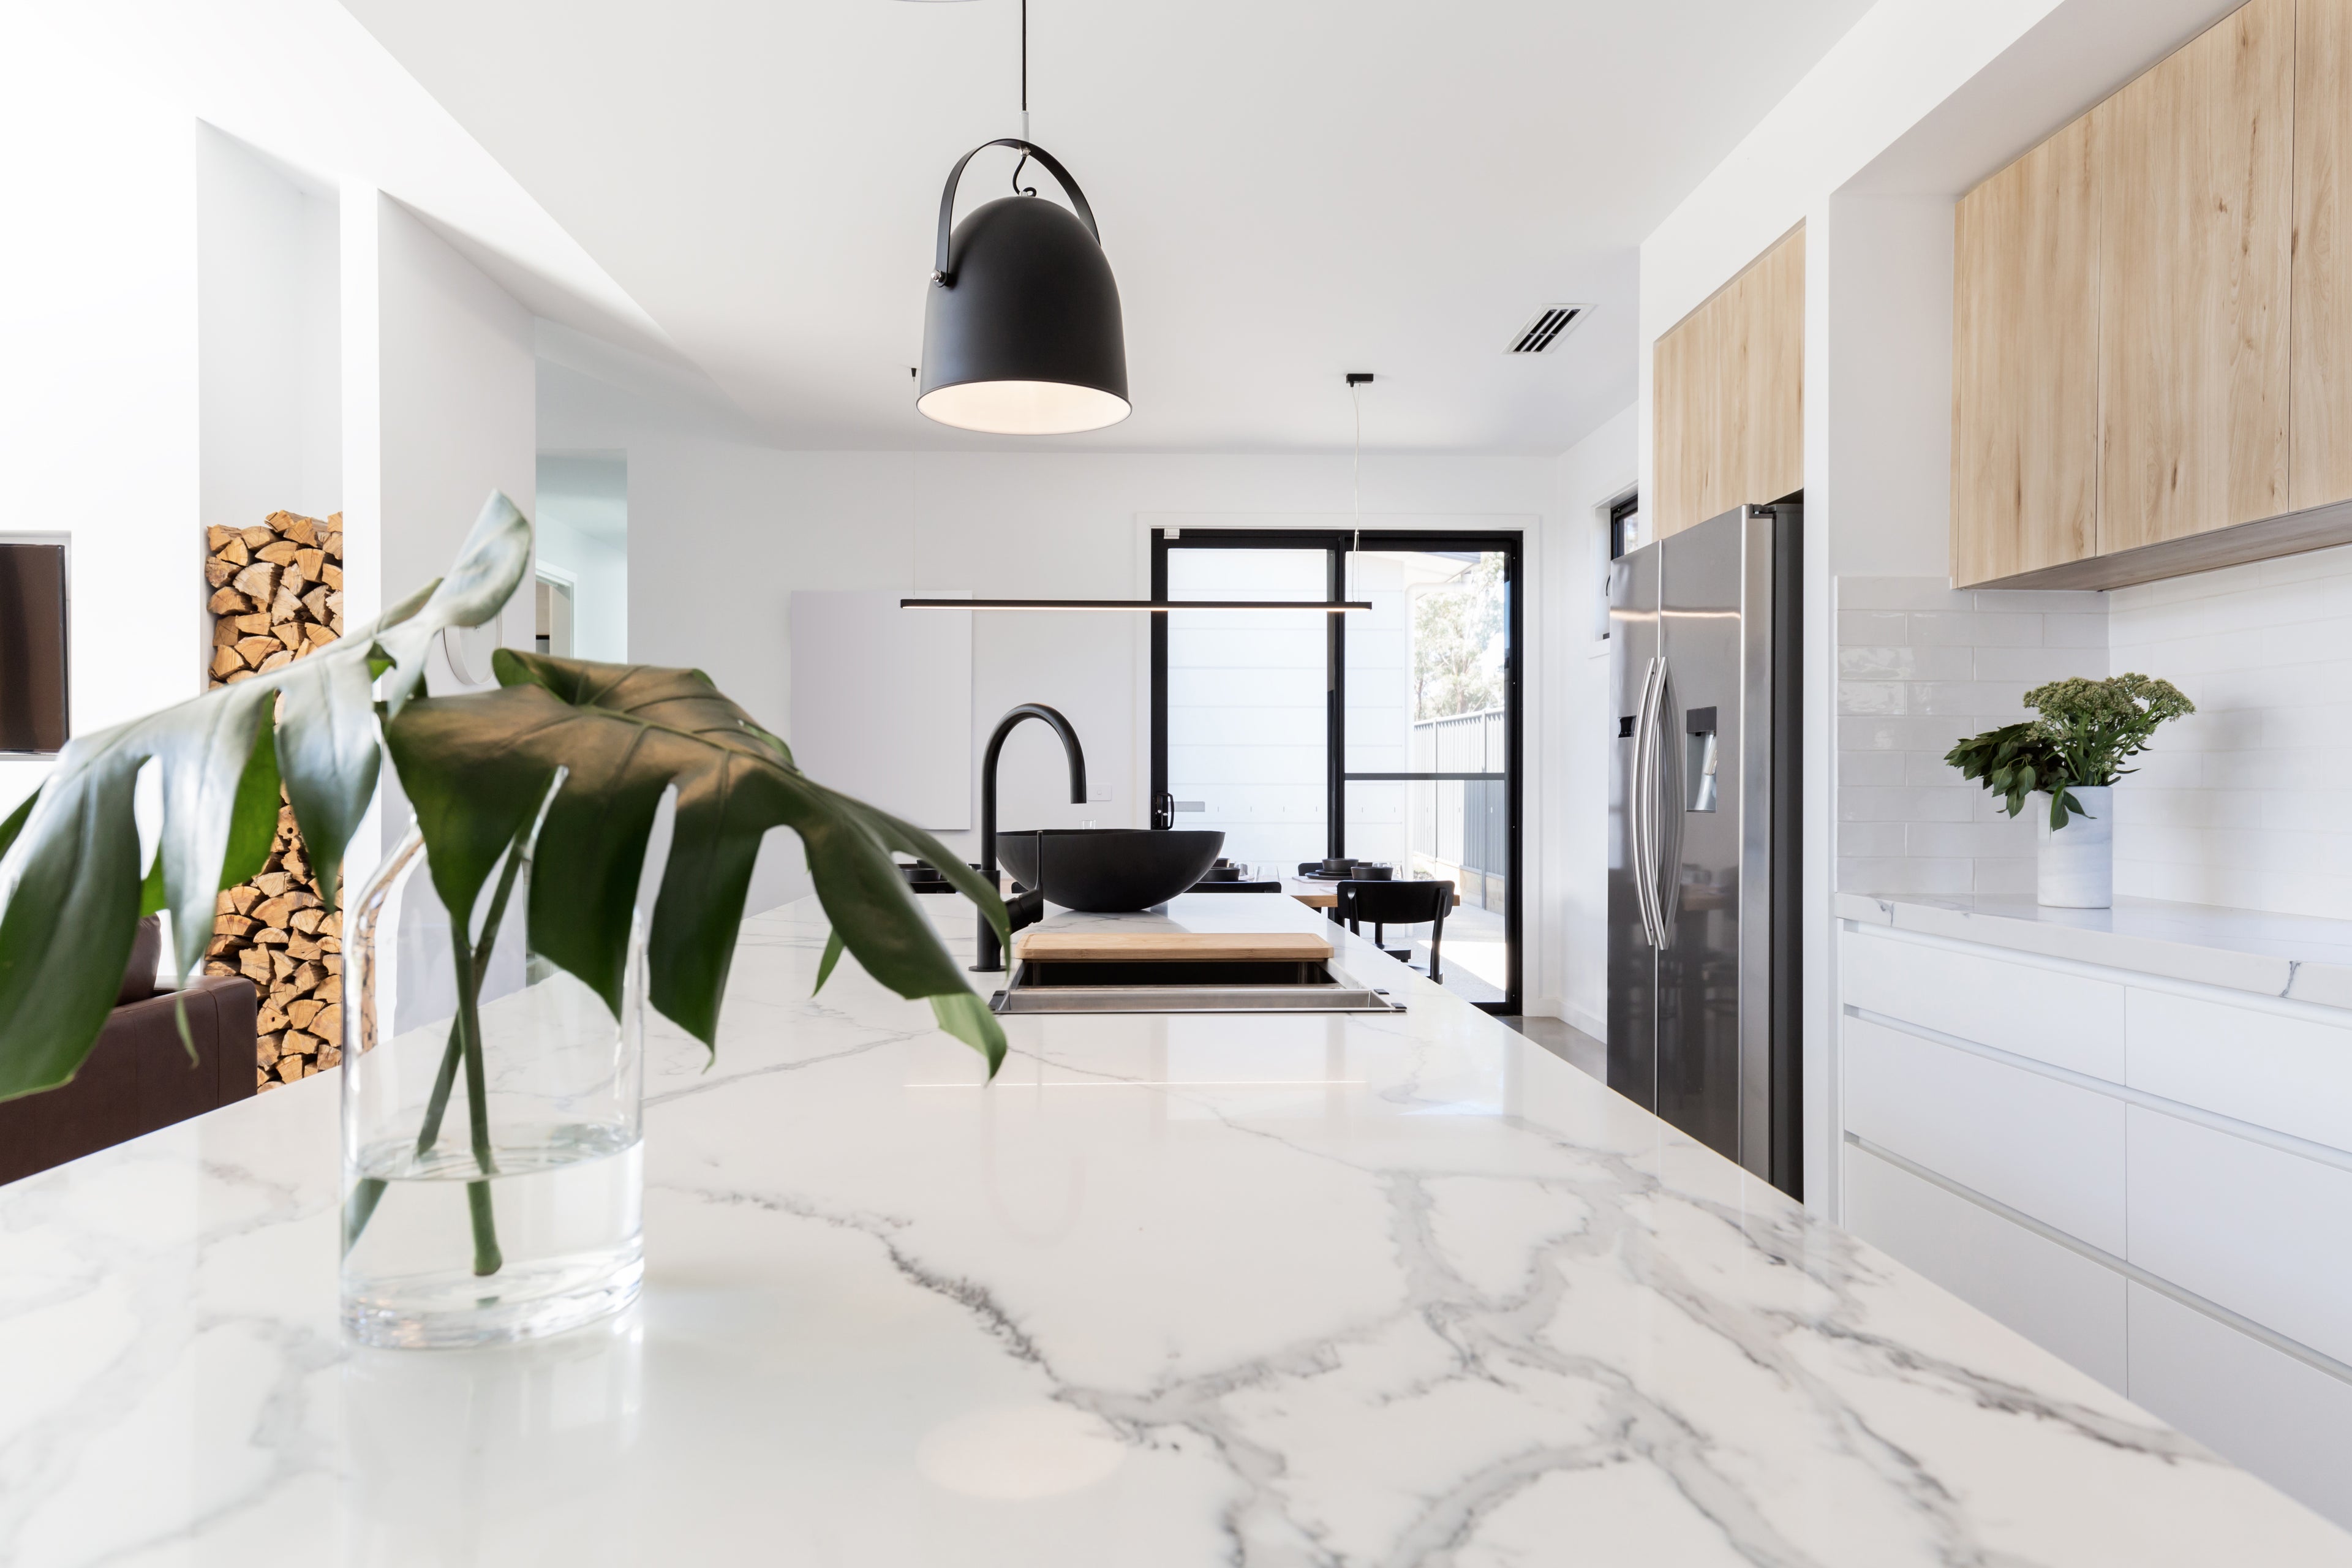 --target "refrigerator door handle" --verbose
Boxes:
[1653,659,1686,935]
[1630,655,1665,949]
